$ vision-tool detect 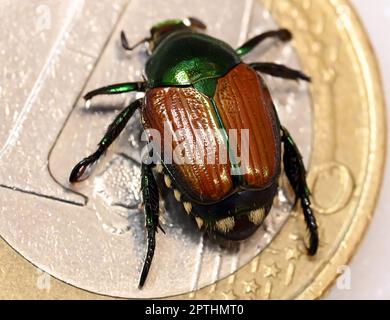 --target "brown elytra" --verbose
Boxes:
[142,63,280,204]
